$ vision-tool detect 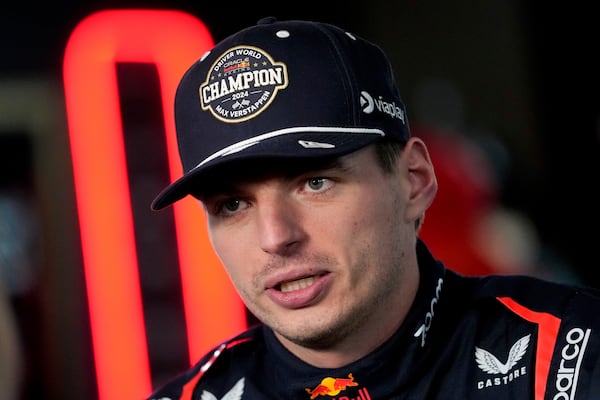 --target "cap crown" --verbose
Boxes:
[152,18,409,210]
